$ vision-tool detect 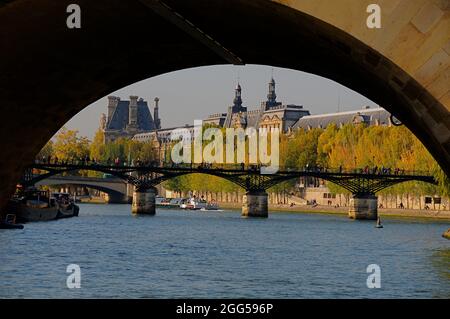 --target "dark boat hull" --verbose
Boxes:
[7,199,79,223]
[16,206,59,223]
[56,204,80,219]
[0,222,24,229]
[156,204,180,209]
[7,200,59,223]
